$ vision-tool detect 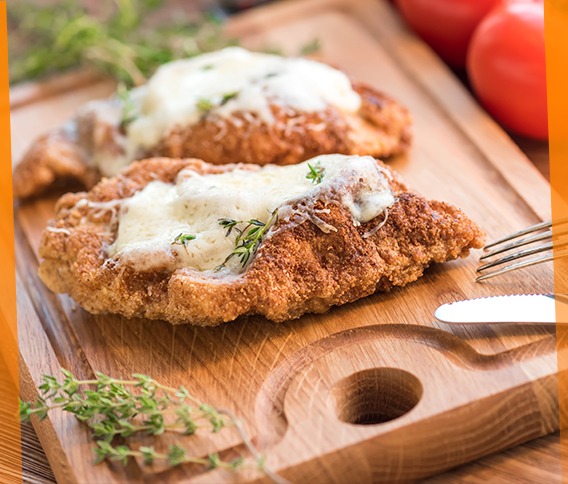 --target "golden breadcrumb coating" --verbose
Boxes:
[38,157,485,326]
[14,82,411,199]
